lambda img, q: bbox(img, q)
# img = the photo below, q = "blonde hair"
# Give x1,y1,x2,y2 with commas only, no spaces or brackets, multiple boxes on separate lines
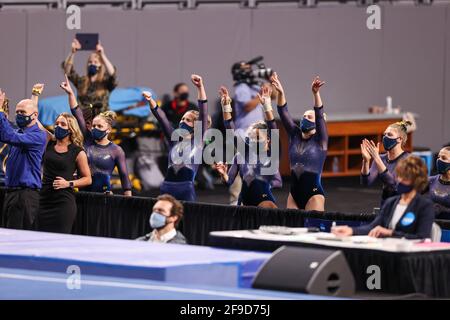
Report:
395,156,428,192
95,110,117,129
79,53,107,97
54,113,84,149
185,110,212,128
389,120,412,147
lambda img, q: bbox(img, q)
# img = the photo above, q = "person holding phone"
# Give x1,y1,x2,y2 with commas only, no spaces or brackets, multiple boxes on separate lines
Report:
62,37,117,117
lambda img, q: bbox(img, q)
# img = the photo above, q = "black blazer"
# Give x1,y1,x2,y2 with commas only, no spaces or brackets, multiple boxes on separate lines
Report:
353,193,435,239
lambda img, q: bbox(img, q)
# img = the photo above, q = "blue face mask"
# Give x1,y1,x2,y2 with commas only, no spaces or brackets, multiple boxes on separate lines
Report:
92,128,108,141
54,126,70,140
178,122,194,134
88,64,99,76
383,135,398,151
16,113,34,129
300,118,316,133
397,182,414,195
436,159,450,174
149,212,167,229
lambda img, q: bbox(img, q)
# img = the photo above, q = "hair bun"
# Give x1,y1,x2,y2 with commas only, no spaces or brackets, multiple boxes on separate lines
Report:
396,120,412,132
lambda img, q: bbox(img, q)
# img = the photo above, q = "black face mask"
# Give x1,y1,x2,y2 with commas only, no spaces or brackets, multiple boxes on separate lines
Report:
178,92,189,101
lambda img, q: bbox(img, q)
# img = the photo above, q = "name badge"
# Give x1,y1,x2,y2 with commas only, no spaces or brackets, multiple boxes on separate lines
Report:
400,212,416,227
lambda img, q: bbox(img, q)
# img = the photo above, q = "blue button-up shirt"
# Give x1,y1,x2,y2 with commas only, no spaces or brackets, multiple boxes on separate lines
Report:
0,112,47,188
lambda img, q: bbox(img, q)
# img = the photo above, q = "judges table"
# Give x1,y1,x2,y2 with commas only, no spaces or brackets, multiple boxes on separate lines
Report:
209,228,450,298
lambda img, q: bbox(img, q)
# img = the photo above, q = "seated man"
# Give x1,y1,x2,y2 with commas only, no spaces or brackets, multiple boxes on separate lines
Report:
137,194,187,244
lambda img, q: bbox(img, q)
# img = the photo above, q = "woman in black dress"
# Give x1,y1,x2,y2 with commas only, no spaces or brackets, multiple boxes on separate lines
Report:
36,113,92,233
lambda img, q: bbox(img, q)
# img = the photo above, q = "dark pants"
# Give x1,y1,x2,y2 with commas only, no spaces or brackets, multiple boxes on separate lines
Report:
3,189,40,230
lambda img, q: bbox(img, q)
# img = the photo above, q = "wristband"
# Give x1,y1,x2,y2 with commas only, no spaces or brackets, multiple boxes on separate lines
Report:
32,88,42,96
221,97,232,113
69,181,74,189
262,101,273,112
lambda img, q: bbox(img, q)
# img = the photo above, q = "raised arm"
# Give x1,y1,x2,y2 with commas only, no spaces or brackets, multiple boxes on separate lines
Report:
311,76,328,148
63,39,81,75
191,74,208,140
96,42,115,77
272,73,296,135
114,146,132,196
60,75,89,139
143,91,174,144
30,83,53,141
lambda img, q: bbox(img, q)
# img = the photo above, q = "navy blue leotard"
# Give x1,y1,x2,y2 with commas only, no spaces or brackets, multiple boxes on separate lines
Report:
277,103,328,209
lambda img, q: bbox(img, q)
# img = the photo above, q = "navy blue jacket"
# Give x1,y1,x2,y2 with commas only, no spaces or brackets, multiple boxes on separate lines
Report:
352,193,435,239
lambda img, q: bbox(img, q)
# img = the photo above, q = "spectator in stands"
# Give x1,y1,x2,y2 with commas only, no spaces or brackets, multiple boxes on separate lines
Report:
333,156,435,239
62,38,117,117
60,75,132,196
426,147,450,218
137,194,187,244
161,83,198,127
0,86,47,230
360,121,412,206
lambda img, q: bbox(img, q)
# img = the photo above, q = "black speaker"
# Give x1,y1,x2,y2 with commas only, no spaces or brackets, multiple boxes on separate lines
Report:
252,246,355,297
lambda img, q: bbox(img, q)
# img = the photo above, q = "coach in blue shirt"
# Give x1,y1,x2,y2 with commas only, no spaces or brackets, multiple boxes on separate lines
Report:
0,88,47,230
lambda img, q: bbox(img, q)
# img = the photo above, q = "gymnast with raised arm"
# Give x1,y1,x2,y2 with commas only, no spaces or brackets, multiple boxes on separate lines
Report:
214,85,281,208
60,75,132,196
143,75,210,202
274,73,328,211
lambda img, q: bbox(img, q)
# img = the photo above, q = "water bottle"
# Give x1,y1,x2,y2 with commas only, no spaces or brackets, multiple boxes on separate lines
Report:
332,156,339,173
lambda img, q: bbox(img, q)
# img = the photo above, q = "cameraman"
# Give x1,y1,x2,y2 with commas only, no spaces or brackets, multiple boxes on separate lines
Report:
232,61,266,139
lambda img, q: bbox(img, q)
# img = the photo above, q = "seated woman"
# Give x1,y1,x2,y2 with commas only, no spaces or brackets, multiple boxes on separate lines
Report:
214,85,281,208
142,75,210,202
60,75,132,196
361,121,412,206
332,156,434,239
426,147,450,218
62,38,117,116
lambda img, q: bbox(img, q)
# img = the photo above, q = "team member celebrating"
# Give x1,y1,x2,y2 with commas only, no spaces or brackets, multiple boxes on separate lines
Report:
60,75,132,196
62,38,117,115
274,73,327,211
361,121,412,206
214,85,281,208
36,113,92,233
333,156,434,239
142,74,210,201
0,86,47,230
427,147,450,217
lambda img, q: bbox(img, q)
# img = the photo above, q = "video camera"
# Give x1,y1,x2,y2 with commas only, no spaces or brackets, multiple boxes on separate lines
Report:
231,56,274,86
